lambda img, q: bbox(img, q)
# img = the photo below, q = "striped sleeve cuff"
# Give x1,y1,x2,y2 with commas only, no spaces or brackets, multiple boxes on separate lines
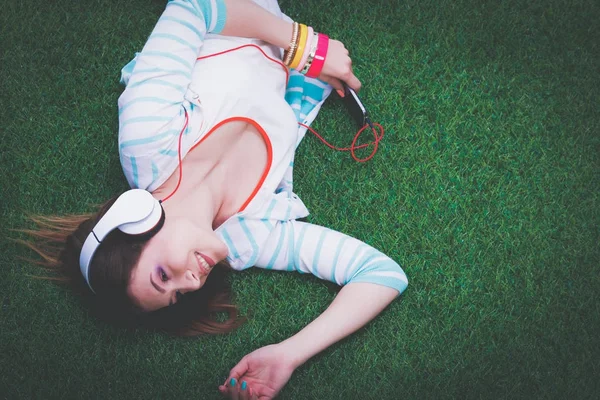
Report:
211,0,227,33
191,0,227,33
350,271,409,295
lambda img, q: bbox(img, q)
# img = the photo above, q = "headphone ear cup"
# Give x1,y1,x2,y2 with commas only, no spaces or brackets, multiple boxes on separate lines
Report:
92,189,160,240
126,206,166,240
80,189,164,293
118,199,164,235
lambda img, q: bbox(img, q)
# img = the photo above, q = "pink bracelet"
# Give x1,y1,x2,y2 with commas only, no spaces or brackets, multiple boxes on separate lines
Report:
306,33,329,78
296,26,314,72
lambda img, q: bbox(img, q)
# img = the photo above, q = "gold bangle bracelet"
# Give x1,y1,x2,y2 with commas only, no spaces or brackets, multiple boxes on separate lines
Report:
289,24,308,69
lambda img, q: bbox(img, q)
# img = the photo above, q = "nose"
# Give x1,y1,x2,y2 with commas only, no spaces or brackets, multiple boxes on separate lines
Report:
180,270,201,293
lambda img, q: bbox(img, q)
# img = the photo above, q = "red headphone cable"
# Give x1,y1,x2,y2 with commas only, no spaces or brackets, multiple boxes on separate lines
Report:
299,120,384,163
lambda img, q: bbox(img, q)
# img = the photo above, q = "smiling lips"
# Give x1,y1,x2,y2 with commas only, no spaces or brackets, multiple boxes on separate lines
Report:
194,252,214,276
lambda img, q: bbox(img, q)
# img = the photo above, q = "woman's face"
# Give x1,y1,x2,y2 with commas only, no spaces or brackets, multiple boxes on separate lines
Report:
127,216,228,312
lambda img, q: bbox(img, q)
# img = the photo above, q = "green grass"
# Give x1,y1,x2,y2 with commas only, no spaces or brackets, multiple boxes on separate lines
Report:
1,0,599,398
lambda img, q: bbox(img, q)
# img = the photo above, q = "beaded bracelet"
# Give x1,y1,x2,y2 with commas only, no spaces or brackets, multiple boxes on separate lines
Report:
289,24,308,69
283,22,299,66
296,26,314,72
306,33,329,78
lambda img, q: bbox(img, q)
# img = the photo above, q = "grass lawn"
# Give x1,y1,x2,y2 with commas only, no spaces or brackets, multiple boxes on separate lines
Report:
1,0,599,398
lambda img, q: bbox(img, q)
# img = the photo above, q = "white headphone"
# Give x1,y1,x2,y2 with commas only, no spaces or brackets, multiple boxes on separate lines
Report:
79,189,164,293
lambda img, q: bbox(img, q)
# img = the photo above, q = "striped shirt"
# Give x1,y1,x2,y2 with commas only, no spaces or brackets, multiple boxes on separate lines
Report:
118,0,408,295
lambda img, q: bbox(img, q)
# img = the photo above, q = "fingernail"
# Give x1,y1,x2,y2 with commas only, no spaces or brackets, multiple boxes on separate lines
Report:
230,378,237,387
241,381,247,390
336,89,345,97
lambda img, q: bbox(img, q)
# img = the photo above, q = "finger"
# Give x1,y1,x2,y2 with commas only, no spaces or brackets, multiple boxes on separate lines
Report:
246,385,260,400
239,381,249,400
320,75,344,92
229,378,240,400
233,386,241,400
230,383,240,400
344,71,362,93
248,386,256,400
228,357,250,383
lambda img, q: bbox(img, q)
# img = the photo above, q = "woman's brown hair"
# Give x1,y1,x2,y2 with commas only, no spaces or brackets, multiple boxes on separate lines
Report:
19,196,245,336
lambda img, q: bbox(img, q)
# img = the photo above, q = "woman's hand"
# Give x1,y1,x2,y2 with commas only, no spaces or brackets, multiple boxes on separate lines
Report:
318,39,362,94
218,343,297,400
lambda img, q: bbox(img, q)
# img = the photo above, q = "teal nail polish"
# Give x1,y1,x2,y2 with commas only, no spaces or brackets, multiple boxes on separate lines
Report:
241,381,247,390
230,378,237,387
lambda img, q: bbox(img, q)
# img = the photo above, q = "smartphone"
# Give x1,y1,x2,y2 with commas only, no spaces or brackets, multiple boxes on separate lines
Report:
342,84,372,129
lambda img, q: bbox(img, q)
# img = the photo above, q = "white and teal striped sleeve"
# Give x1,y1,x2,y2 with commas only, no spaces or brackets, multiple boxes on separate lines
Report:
254,221,409,295
117,0,226,190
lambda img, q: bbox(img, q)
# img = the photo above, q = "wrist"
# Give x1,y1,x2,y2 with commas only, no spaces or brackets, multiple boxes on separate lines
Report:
277,337,310,369
257,18,294,50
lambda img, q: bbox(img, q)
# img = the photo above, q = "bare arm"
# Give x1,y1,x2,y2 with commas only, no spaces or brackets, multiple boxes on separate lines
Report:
221,0,293,49
279,282,398,368
220,283,399,399
220,221,406,398
222,0,359,91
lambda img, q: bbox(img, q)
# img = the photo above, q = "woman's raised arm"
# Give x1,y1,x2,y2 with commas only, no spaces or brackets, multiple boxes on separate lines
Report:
119,0,358,191
118,0,296,190
222,0,361,91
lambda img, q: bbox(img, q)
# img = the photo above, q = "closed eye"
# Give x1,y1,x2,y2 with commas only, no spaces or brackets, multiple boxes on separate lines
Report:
159,267,169,282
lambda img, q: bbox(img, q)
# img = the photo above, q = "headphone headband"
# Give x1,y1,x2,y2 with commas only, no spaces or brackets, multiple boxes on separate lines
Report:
79,189,164,293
